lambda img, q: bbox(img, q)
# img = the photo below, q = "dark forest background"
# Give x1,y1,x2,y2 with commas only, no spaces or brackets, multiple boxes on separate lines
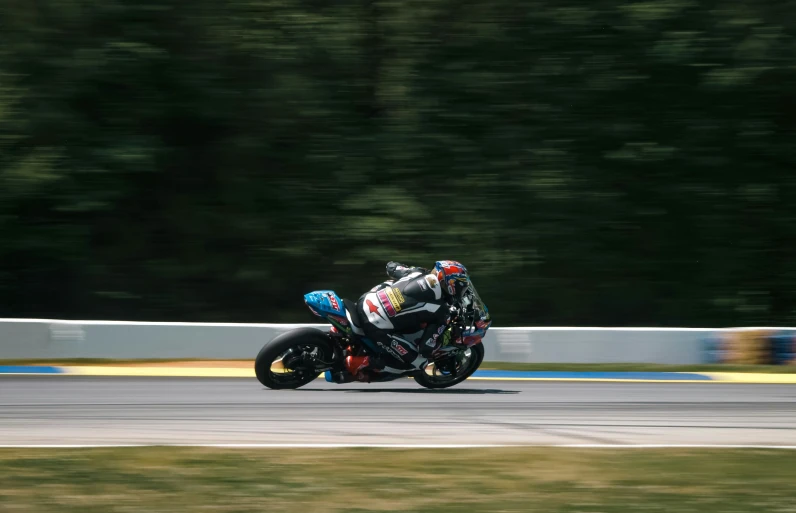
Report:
1,0,795,326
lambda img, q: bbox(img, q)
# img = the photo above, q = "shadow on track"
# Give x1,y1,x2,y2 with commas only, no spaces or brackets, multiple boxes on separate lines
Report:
340,388,519,395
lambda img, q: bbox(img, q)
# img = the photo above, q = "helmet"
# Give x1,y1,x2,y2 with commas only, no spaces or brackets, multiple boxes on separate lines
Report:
433,260,471,300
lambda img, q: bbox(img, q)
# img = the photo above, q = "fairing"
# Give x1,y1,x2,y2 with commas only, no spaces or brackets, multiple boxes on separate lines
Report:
303,290,351,333
459,279,492,345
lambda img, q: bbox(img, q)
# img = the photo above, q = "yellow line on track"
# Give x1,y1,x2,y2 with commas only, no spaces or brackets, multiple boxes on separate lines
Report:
31,367,796,384
65,366,254,378
702,372,796,384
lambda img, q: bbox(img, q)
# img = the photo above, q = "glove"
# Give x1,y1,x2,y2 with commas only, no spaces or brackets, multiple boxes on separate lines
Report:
386,261,409,279
387,261,431,279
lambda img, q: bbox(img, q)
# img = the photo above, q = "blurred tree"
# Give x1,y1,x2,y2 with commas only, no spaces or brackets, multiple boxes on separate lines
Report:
0,0,794,326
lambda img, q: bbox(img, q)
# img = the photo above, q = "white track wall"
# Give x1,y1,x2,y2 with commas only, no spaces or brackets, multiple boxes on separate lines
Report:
0,318,756,363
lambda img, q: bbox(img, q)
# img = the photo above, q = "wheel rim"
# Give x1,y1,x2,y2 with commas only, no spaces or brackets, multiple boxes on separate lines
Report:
267,343,326,385
422,347,478,385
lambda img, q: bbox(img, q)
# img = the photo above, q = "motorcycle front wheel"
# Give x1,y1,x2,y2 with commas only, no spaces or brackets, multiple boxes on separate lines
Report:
413,343,484,389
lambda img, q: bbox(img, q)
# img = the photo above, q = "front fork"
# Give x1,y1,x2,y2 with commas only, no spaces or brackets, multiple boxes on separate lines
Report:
428,343,472,377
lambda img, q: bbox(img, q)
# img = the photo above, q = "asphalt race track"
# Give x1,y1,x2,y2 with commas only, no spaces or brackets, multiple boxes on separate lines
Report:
1,376,795,446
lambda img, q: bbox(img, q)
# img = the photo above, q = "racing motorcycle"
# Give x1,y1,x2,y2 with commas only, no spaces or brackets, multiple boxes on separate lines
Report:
254,284,490,390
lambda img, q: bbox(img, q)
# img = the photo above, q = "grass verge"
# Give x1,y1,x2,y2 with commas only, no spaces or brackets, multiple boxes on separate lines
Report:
0,448,794,512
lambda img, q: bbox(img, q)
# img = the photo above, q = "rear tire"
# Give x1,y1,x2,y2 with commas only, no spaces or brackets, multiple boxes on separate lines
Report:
413,343,484,389
255,327,334,390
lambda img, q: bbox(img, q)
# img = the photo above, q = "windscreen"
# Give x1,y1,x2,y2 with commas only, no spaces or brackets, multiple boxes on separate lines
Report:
462,278,489,324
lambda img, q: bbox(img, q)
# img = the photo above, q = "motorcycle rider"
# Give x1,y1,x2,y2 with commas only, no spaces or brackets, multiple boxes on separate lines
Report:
336,260,490,382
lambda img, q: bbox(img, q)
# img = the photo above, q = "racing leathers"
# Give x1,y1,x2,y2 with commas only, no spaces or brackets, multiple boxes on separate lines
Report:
353,261,453,376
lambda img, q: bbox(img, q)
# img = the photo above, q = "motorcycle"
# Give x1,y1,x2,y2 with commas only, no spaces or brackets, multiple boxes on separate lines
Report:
254,283,491,390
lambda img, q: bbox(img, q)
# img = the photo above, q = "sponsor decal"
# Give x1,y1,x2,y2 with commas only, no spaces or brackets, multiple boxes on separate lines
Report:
365,299,385,320
378,340,404,361
447,279,457,295
430,323,447,344
391,340,408,356
327,293,340,311
476,320,488,329
377,290,396,317
385,287,405,313
417,278,428,290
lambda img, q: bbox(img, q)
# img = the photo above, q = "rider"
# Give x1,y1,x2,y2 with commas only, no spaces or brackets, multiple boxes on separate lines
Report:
338,260,490,382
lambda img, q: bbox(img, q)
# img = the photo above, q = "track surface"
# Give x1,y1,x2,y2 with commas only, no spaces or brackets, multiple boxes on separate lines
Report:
2,376,795,446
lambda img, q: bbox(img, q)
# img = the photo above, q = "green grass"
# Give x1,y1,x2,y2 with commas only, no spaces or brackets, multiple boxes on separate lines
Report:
0,448,794,512
3,359,796,373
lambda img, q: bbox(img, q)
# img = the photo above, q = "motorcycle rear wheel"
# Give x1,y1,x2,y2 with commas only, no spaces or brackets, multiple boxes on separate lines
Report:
413,343,484,389
254,327,334,390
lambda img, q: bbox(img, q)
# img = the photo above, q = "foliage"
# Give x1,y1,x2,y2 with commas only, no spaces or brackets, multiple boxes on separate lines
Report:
1,0,795,326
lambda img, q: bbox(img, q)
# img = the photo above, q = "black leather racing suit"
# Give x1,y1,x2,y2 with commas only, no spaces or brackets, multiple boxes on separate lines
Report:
355,262,453,373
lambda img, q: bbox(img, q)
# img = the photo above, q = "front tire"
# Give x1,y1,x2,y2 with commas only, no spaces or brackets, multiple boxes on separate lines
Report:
255,327,334,390
413,343,484,389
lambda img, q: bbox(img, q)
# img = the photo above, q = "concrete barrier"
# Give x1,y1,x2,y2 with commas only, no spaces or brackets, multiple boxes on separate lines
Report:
0,318,794,364
0,319,321,360
480,327,712,364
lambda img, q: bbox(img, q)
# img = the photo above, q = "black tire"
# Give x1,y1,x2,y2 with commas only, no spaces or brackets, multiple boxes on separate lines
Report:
413,343,485,389
254,327,333,390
